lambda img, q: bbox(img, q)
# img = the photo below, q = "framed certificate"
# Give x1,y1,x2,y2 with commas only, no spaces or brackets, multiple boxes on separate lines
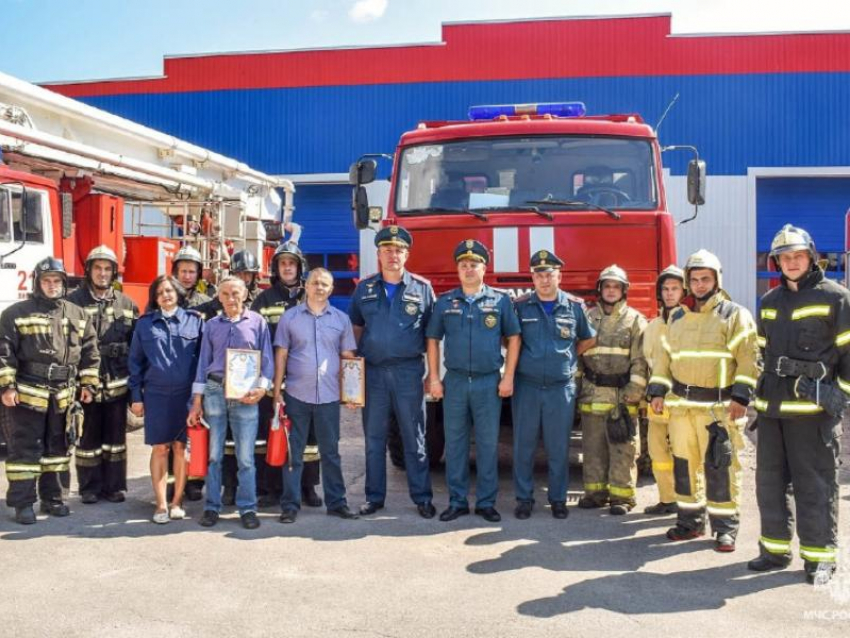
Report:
225,348,261,399
340,357,365,406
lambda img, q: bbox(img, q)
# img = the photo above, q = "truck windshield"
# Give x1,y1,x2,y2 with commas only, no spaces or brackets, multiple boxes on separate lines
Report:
395,136,657,214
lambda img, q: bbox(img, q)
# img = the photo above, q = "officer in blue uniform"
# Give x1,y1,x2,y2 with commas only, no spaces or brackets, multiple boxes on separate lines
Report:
350,225,436,518
512,250,596,520
426,239,522,523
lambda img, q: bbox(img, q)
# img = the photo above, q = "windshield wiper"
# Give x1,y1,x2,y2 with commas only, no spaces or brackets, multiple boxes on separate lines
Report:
402,207,488,220
473,205,553,221
524,196,621,220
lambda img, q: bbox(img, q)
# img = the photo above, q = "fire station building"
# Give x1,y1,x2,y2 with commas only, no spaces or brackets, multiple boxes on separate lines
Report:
47,14,850,309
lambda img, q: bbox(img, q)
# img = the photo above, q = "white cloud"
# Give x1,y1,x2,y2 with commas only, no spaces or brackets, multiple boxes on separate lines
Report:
348,0,388,23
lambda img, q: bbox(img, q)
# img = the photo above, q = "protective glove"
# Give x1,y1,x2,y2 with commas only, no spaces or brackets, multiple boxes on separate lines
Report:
705,421,732,469
795,377,847,418
606,405,634,444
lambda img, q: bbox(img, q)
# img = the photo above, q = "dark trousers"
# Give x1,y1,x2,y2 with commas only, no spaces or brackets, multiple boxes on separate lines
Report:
76,399,128,496
4,402,69,508
442,371,502,509
280,393,347,512
756,414,841,566
362,363,432,506
511,380,575,504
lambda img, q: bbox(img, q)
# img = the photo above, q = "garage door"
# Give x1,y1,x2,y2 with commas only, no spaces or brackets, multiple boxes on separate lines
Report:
756,177,850,301
294,183,359,311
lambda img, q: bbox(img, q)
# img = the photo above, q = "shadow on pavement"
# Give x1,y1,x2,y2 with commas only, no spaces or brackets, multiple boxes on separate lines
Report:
517,562,800,618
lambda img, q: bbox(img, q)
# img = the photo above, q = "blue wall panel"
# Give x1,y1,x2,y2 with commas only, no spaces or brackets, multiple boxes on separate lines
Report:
756,177,850,252
80,72,850,178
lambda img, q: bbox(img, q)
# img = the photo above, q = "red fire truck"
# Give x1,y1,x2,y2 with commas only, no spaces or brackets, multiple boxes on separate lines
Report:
350,101,705,462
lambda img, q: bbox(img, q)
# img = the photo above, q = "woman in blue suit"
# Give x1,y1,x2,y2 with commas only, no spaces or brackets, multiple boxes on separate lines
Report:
129,275,204,523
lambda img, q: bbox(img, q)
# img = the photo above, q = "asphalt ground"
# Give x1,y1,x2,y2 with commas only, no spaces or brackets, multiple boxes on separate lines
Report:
1,410,849,638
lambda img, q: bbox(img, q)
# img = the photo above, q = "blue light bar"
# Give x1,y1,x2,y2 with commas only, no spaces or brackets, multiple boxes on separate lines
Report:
468,102,587,120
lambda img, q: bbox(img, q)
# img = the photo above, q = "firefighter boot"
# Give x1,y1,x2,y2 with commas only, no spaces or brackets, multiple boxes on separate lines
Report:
15,505,36,525
302,485,323,508
715,533,736,553
806,562,837,585
40,500,70,517
747,554,791,572
666,523,705,541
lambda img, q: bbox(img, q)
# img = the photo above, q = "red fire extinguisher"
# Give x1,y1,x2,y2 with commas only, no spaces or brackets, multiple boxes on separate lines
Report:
187,420,209,477
266,403,290,468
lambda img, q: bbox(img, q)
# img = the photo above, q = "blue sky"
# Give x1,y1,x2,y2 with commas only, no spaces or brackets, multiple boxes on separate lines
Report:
5,0,850,83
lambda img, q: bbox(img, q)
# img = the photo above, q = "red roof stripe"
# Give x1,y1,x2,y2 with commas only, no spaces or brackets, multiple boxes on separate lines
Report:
48,16,850,98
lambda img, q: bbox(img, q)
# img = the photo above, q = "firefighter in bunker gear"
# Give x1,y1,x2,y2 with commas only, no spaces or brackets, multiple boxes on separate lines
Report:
251,241,322,508
647,249,759,552
748,224,847,584
173,245,211,309
67,245,138,504
577,265,648,515
0,257,100,524
641,265,686,515
171,244,211,501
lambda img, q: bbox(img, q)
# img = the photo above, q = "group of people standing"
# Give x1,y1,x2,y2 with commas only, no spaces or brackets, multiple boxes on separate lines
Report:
0,223,844,585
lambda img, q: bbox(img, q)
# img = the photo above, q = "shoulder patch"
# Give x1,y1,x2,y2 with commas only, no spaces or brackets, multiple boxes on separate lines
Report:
409,272,432,285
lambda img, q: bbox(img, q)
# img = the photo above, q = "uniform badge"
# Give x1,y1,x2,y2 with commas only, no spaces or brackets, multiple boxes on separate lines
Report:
390,226,399,235
466,239,474,249
560,326,571,338
452,299,460,308
484,314,497,328
539,250,548,259
405,302,418,315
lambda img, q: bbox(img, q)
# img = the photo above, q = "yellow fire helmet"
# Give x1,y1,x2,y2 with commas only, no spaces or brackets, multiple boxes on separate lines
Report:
655,264,686,300
685,249,723,290
596,263,630,295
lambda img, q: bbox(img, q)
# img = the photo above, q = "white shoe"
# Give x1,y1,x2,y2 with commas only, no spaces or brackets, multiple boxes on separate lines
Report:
169,505,186,520
153,510,169,524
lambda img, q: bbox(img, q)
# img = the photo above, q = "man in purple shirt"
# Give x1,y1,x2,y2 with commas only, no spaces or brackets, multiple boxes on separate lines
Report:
272,268,359,523
188,277,274,529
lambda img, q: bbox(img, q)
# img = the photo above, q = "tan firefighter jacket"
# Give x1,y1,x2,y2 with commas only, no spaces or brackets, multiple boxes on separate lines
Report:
647,291,760,410
578,300,648,415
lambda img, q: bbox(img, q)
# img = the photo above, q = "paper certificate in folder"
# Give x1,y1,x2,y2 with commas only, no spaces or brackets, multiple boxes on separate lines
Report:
340,357,365,406
225,349,261,399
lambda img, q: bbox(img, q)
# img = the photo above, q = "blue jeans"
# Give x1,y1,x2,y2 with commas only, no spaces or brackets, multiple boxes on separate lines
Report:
281,393,348,512
203,380,259,514
511,379,575,504
363,362,432,505
442,370,501,509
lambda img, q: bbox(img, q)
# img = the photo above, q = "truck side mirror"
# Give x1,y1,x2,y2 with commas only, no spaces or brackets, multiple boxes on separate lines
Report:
349,159,377,186
687,159,706,206
22,188,43,235
352,186,371,229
